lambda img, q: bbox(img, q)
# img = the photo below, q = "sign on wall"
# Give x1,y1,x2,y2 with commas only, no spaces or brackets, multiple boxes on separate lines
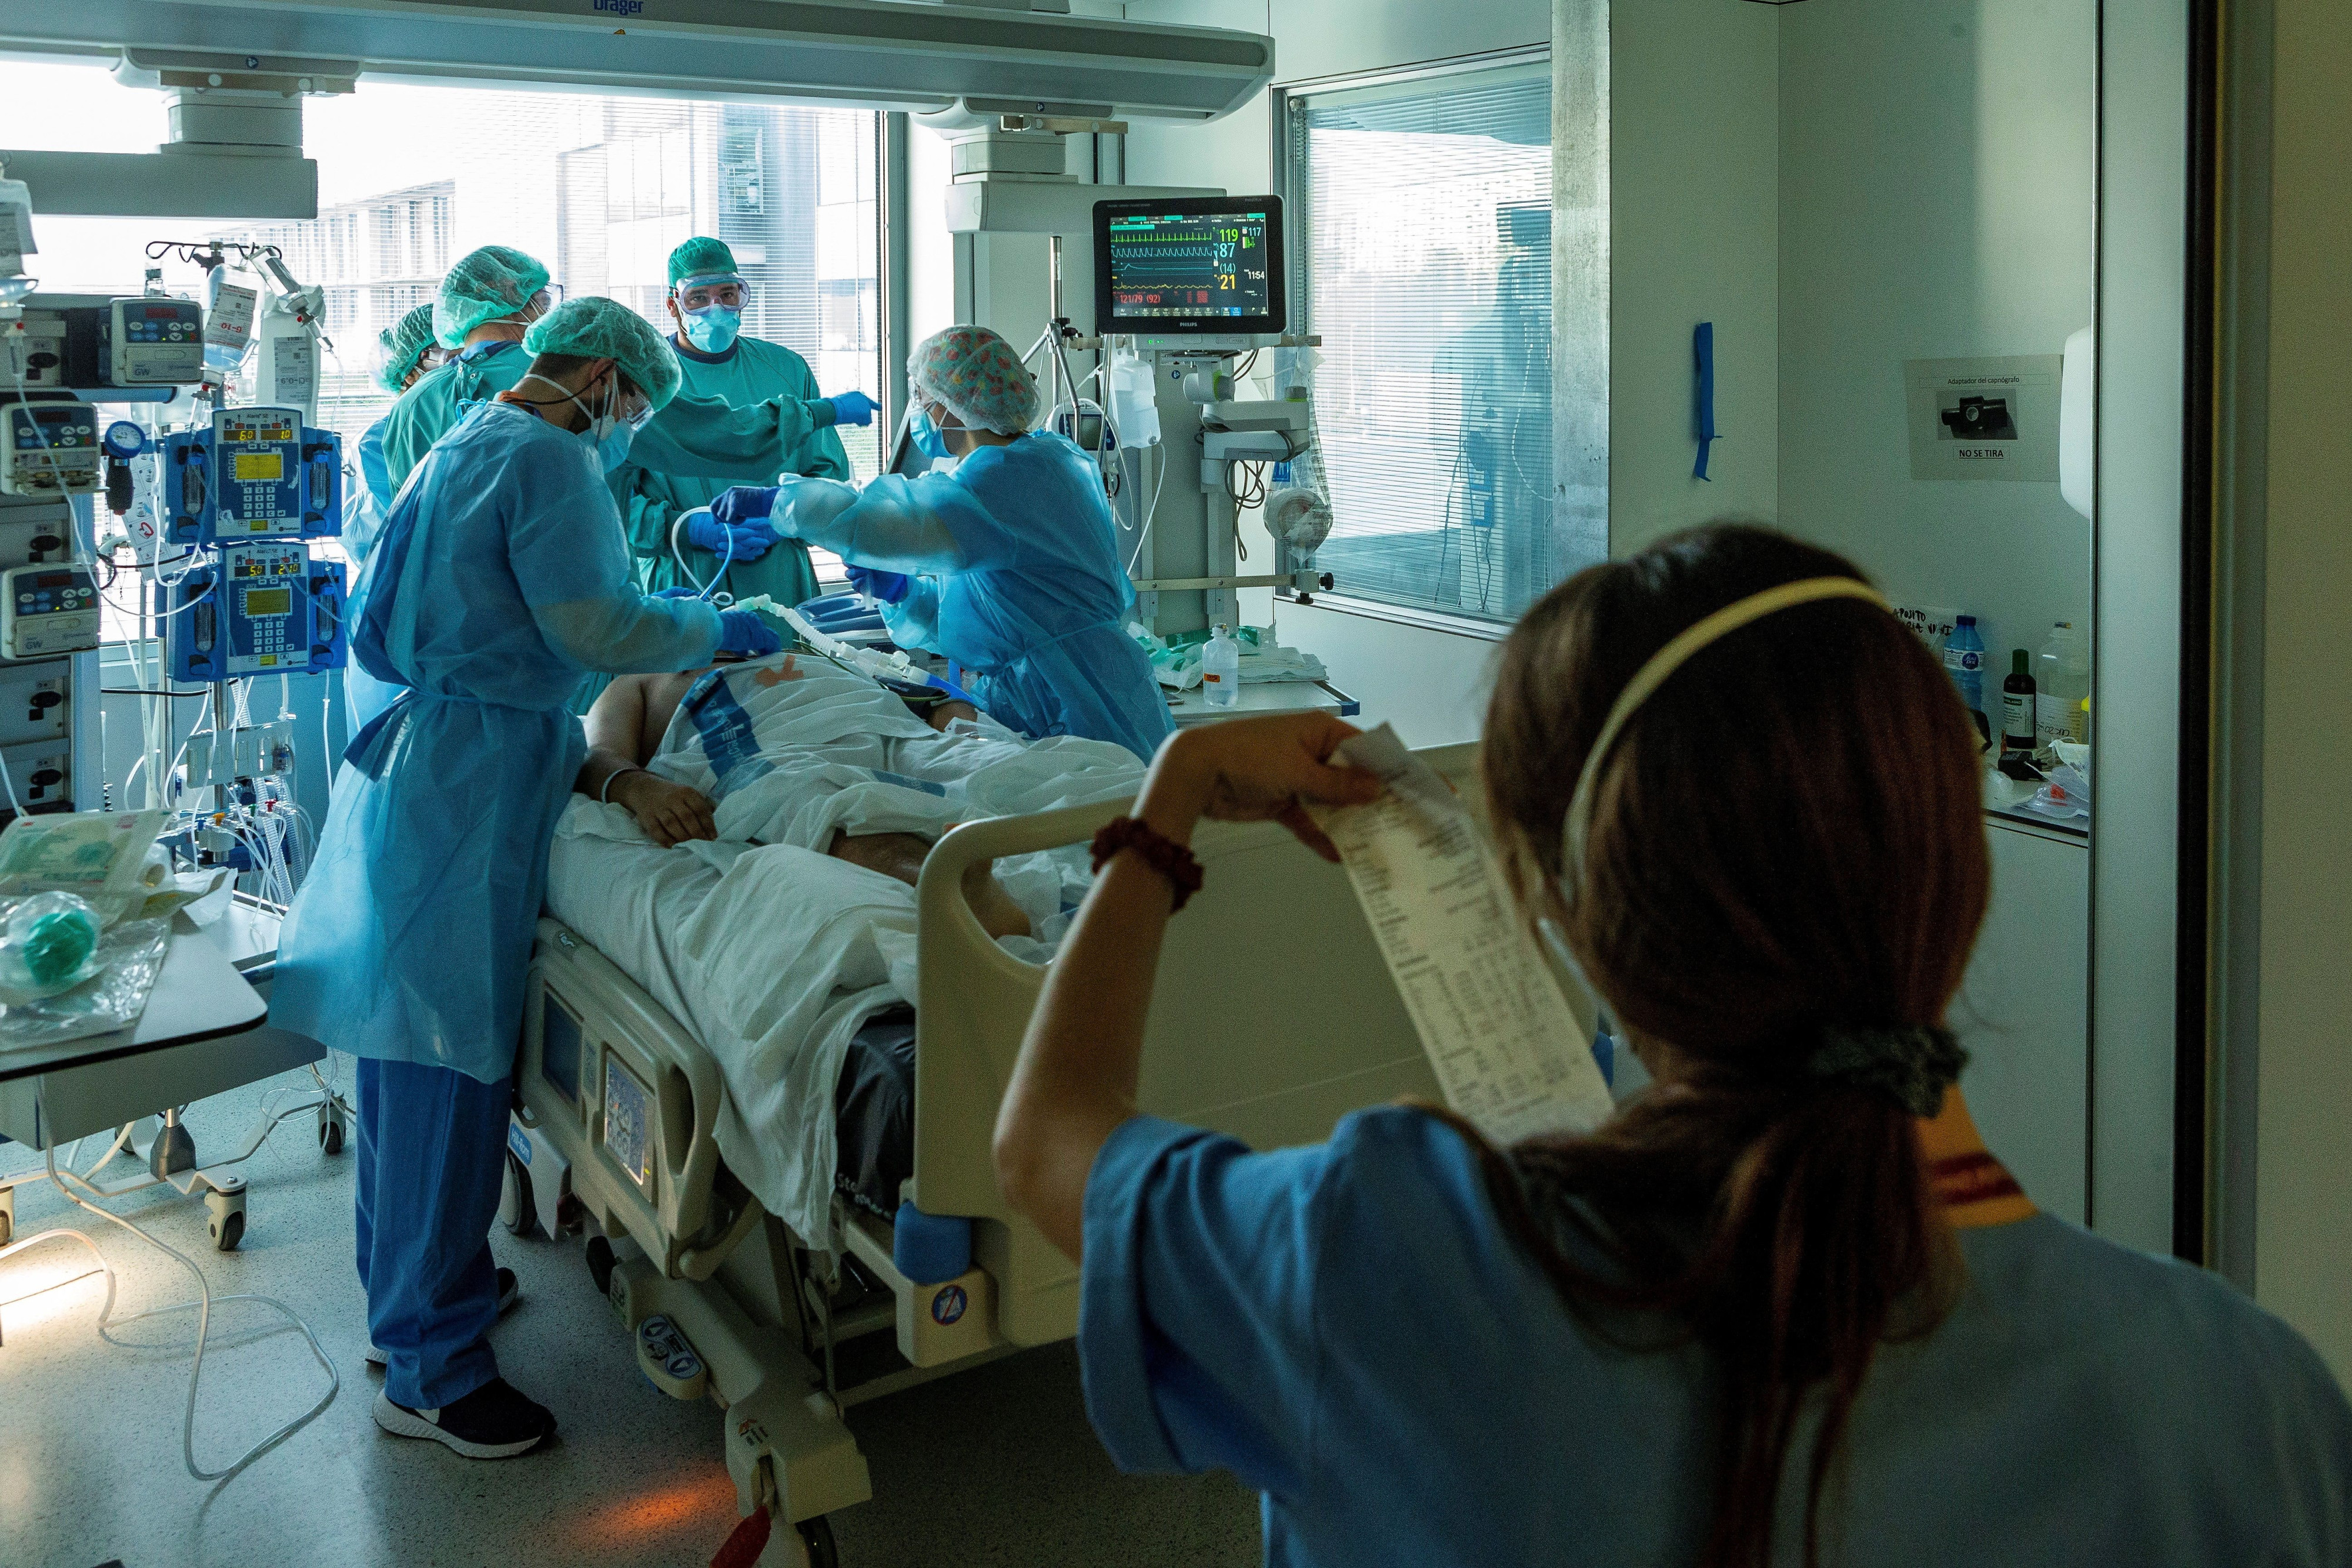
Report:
1903,355,2063,482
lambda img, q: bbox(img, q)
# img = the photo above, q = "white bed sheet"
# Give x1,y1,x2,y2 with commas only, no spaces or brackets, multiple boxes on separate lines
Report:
542,657,1145,1245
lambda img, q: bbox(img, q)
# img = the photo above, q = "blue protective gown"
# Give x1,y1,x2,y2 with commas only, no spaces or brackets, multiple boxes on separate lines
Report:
272,402,721,1409
339,410,405,737
277,399,721,1080
769,432,1173,761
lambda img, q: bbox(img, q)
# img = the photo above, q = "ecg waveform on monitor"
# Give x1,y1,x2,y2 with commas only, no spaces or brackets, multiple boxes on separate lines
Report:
1105,218,1270,319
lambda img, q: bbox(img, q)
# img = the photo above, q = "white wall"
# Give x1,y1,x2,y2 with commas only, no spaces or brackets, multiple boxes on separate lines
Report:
1776,0,2096,671
2249,0,2352,1385
1118,0,1779,744
1608,0,1779,556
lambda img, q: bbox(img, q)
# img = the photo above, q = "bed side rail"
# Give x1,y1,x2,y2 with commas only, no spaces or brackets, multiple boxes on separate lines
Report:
911,740,1476,1343
521,918,753,1280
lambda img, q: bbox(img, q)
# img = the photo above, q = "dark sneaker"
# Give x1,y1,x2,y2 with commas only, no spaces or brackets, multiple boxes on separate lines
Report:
372,1376,555,1459
367,1268,520,1368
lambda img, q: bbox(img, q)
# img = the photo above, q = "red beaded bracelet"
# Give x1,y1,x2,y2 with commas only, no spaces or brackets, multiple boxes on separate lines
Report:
1090,816,1205,912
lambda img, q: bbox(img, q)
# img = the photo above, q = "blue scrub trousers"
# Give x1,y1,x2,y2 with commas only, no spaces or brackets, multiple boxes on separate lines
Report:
353,1056,511,1409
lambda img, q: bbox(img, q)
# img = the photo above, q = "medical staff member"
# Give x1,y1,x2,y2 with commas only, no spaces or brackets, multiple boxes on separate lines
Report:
616,236,876,606
993,524,2352,1566
707,325,1172,761
272,298,782,1460
377,245,556,493
347,303,443,569
342,303,445,735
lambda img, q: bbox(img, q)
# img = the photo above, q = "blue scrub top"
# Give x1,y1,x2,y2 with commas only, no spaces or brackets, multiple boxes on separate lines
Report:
1081,1106,2352,1568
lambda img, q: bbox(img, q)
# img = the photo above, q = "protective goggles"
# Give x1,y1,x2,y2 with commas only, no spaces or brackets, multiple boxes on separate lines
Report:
674,273,749,312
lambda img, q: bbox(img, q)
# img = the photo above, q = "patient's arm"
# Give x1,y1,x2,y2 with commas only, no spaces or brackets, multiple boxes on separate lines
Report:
578,673,719,847
827,829,1032,942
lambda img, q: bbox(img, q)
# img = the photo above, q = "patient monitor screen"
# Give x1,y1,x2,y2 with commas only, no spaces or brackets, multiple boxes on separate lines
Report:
1095,196,1285,334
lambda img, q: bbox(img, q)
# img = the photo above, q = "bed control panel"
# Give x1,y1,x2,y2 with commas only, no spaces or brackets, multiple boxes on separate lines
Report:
603,1054,657,1196
636,1313,709,1401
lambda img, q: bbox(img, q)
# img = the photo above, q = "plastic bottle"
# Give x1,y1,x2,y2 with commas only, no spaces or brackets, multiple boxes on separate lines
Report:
1201,624,1240,708
1943,614,1986,723
2002,648,2037,753
2035,621,2090,745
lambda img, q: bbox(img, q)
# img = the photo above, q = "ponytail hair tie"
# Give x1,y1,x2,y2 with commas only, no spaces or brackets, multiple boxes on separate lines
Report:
1806,1024,1968,1118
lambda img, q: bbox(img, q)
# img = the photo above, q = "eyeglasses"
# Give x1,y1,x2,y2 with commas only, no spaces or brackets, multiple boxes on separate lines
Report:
524,283,565,319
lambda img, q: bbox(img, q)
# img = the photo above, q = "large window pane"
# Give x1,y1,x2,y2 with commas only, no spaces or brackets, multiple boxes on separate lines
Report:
0,65,884,634
1290,62,1568,623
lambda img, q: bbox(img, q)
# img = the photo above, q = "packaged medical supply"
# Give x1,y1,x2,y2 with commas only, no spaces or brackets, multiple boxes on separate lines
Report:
1201,624,1240,707
0,808,169,927
2033,762,2091,820
1135,624,1329,691
2036,621,2090,745
0,891,101,1002
0,901,172,1048
1945,615,1986,721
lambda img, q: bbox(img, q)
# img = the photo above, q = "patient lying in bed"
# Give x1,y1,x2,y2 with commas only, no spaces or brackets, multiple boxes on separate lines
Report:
546,650,1146,1242
575,654,1064,938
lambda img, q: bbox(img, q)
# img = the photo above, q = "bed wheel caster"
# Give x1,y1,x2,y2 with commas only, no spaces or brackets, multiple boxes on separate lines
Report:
500,1151,536,1237
749,1516,837,1568
795,1517,839,1568
317,1101,346,1156
205,1188,246,1252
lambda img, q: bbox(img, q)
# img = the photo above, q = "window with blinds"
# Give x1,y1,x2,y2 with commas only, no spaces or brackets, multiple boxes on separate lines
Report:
1288,60,1579,624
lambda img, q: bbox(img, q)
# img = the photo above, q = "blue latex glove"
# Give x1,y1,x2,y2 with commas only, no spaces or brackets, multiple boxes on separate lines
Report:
716,608,783,658
686,507,777,563
651,586,703,600
826,390,878,427
709,486,780,530
846,564,911,604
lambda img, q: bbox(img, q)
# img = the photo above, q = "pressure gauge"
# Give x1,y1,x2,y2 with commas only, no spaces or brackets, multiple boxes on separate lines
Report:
103,420,146,460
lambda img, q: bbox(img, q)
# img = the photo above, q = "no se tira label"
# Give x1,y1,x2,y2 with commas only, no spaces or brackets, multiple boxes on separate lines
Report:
1310,725,1615,1145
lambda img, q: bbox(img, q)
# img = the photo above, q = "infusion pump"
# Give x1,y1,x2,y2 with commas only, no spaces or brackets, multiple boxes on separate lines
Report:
0,402,101,496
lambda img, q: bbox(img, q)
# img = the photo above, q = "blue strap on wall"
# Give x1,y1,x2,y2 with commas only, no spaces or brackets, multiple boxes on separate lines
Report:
1693,320,1716,481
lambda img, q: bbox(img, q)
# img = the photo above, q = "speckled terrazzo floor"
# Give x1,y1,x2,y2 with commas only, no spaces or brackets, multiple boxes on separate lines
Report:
0,1062,1259,1568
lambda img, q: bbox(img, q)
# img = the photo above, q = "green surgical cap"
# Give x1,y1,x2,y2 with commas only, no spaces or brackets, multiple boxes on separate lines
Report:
522,297,683,411
668,236,739,287
433,244,552,348
375,303,439,393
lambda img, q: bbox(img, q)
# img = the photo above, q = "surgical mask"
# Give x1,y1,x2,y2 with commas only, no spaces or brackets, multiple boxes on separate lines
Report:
520,372,645,473
911,407,954,462
679,305,740,353
593,416,636,472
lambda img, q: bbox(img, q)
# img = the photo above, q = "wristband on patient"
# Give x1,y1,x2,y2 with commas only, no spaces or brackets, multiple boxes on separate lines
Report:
598,765,648,806
1089,817,1204,912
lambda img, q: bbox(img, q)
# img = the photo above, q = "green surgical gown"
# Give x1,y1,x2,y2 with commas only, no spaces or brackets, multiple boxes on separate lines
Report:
612,335,852,609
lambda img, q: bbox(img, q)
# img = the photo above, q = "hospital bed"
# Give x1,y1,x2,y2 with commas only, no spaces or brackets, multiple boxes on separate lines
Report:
513,741,1475,1566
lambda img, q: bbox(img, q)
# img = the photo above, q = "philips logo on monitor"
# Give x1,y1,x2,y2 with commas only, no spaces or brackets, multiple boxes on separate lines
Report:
593,0,644,15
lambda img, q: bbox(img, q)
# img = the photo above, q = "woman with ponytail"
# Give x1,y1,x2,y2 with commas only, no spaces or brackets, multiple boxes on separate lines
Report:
994,523,2352,1567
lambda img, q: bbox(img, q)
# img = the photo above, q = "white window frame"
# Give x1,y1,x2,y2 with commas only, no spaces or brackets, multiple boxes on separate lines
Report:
1272,45,1575,641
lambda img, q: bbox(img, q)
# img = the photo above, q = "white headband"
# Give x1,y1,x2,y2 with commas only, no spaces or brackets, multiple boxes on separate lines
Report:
1562,576,1890,875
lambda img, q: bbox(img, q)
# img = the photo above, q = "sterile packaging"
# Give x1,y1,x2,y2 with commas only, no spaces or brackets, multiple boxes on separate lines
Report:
0,808,171,927
0,891,103,1004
